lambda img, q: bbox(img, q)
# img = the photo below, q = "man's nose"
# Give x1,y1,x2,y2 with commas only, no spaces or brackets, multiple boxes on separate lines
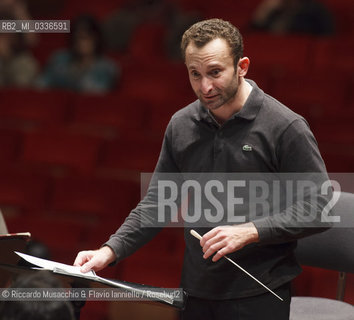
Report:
200,77,213,94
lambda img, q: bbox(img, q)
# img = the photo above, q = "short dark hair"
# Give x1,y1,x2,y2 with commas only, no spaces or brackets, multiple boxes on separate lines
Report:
0,271,75,320
181,18,243,66
70,14,104,57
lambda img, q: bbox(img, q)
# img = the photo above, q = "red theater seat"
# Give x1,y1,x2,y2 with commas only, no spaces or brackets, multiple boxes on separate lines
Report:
60,0,120,20
71,92,147,132
0,168,49,212
32,33,69,66
0,89,71,125
119,59,191,116
50,177,140,221
21,127,101,174
312,37,354,73
128,23,167,64
0,130,22,164
203,0,263,29
244,34,312,76
322,0,354,35
271,71,347,114
100,134,162,173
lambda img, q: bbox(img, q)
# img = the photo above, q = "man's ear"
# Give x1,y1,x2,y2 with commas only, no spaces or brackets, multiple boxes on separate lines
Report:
238,57,250,77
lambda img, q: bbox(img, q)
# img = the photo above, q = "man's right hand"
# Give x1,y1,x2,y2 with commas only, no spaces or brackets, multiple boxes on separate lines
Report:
74,246,116,273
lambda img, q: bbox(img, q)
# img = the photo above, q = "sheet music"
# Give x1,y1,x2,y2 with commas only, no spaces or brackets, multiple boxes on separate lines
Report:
15,252,96,277
14,251,178,306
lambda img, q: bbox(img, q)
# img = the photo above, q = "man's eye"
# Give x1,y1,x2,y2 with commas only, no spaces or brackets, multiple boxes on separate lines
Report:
211,69,220,76
191,71,200,78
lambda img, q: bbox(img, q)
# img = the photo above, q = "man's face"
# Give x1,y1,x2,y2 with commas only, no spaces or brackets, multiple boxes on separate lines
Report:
185,38,239,111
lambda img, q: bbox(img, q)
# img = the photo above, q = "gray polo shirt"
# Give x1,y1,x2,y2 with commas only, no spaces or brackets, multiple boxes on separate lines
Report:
105,79,330,299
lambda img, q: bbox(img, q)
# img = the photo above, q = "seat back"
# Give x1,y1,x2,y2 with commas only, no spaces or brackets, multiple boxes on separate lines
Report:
295,192,354,273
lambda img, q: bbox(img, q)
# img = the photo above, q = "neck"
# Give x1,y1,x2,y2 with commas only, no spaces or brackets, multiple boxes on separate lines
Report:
210,78,252,125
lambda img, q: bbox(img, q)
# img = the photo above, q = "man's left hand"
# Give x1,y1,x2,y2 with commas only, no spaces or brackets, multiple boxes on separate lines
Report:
200,223,259,262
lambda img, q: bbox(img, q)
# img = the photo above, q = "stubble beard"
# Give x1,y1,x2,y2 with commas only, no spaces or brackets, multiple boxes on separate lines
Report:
201,76,239,111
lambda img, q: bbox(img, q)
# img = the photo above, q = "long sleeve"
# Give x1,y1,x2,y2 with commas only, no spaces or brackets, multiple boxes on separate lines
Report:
252,118,332,243
104,123,181,263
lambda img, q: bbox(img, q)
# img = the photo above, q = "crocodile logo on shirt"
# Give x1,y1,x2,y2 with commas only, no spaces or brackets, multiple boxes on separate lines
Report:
242,144,253,152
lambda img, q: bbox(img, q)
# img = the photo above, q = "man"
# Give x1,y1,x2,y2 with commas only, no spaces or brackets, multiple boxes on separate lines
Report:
0,271,75,320
74,19,330,319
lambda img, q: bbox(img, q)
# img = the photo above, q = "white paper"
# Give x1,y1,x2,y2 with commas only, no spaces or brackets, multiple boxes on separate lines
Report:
15,252,96,277
14,252,175,305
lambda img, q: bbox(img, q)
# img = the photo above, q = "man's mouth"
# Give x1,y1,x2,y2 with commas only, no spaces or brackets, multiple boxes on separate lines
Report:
204,94,218,100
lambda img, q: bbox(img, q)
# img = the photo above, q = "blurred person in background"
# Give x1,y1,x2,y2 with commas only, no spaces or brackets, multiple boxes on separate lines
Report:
0,0,38,47
37,14,119,93
0,14,39,87
250,0,334,36
102,0,163,52
0,271,75,320
103,0,200,60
